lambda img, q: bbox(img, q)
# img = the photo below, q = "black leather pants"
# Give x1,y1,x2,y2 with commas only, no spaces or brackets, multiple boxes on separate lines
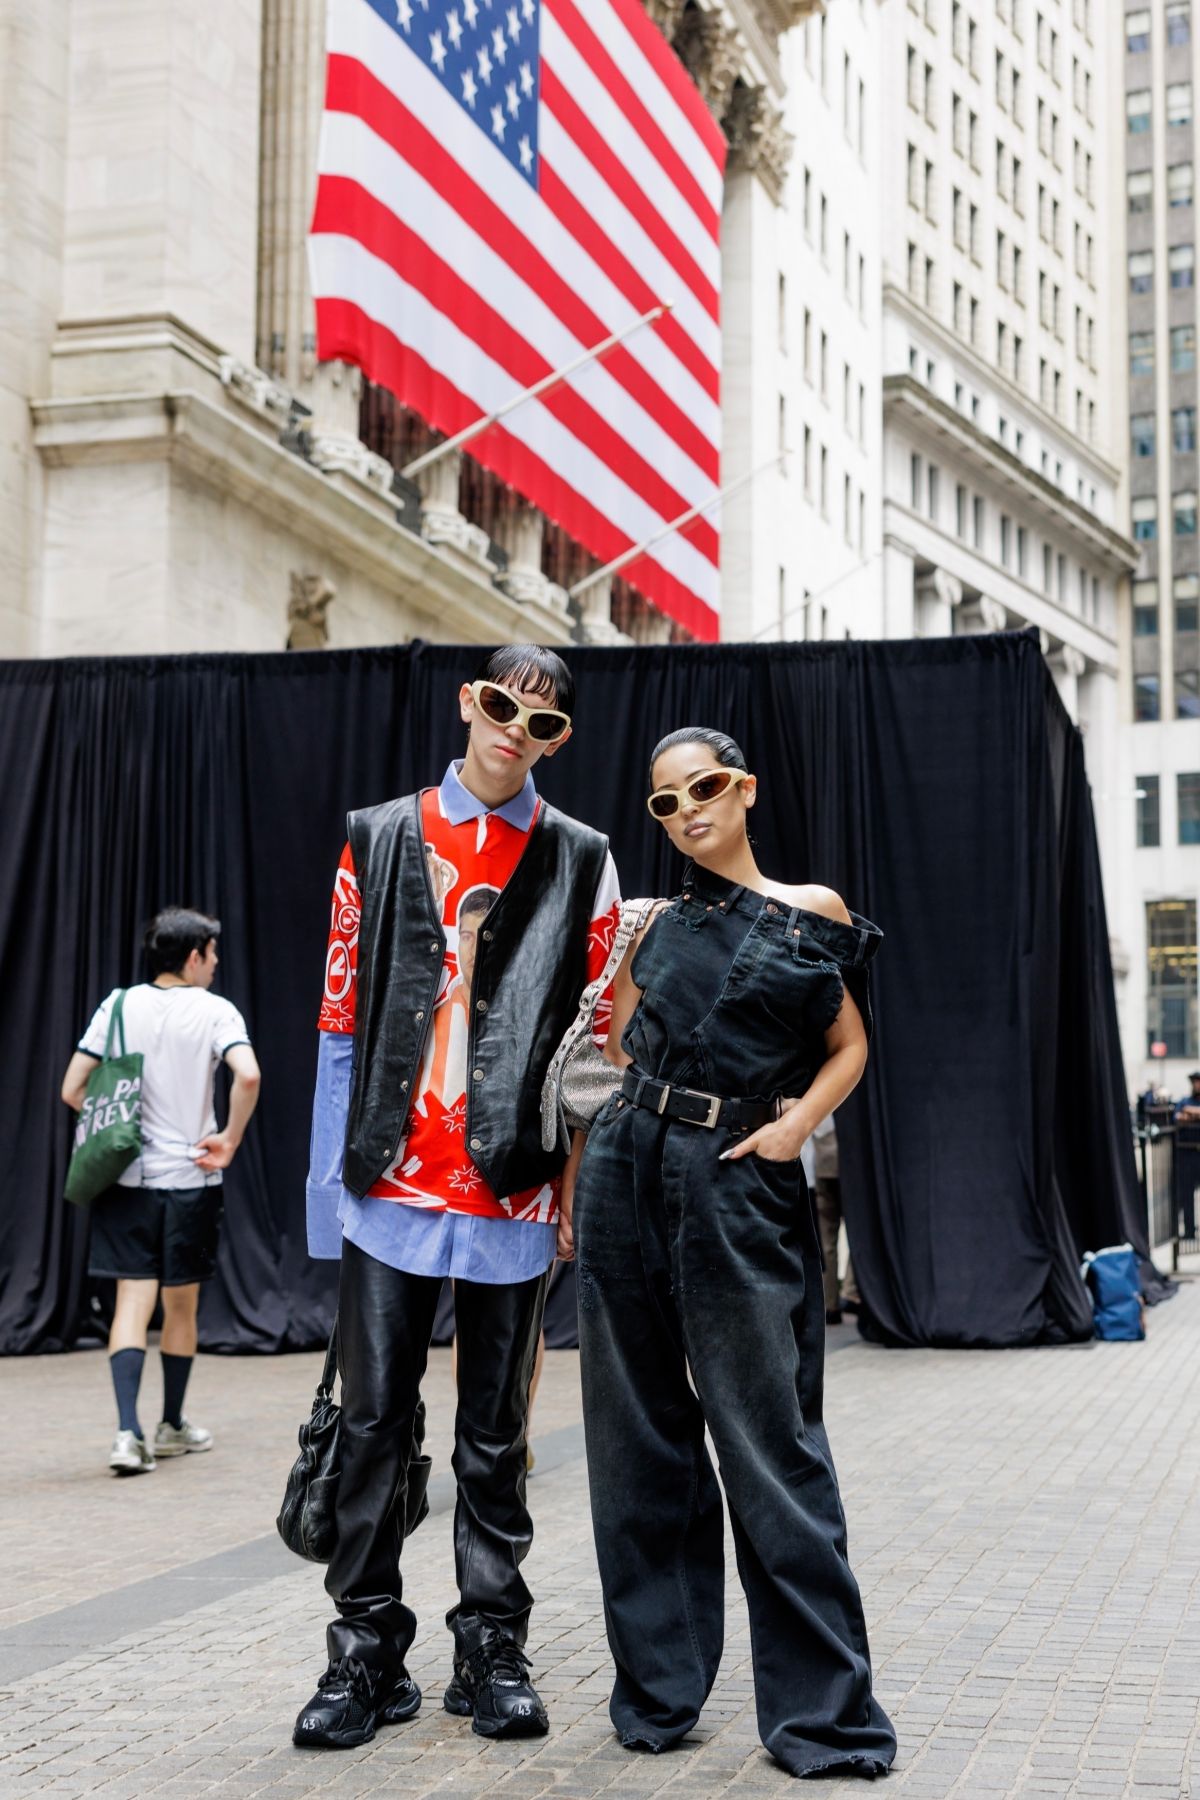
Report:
325,1238,549,1671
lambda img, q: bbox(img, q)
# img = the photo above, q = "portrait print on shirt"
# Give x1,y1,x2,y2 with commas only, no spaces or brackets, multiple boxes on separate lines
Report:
318,783,621,1226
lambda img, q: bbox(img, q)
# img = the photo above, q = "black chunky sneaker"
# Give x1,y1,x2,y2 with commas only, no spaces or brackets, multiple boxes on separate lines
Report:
293,1656,421,1748
444,1633,549,1739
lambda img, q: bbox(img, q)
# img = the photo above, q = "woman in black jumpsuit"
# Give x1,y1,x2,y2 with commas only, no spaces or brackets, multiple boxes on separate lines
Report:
567,728,896,1780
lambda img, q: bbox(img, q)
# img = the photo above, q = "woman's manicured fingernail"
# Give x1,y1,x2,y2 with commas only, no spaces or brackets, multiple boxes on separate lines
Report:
717,1149,735,1161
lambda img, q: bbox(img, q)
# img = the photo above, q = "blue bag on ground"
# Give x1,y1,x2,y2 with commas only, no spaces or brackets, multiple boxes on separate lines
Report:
1080,1243,1144,1341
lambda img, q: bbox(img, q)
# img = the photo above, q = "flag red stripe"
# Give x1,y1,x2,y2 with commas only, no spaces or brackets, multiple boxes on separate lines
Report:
543,0,721,243
315,296,720,640
540,64,719,324
326,54,720,448
312,176,719,564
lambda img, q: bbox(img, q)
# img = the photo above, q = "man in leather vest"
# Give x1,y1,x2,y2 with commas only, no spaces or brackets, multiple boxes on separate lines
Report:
296,645,620,1751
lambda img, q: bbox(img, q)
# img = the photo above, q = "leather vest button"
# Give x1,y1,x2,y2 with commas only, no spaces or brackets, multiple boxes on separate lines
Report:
415,1010,425,1023
401,1079,409,1090
470,1137,483,1151
482,929,493,941
476,999,488,1012
473,1068,485,1081
430,941,439,953
766,903,778,914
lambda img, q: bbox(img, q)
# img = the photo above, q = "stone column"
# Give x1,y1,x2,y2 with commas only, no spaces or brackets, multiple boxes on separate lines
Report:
915,568,963,638
415,449,493,572
575,575,632,644
882,539,917,638
1046,643,1087,721
0,1,70,653
258,0,360,443
493,502,570,614
58,0,264,363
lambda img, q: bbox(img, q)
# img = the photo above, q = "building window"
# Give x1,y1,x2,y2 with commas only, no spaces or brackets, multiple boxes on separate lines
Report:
1134,579,1159,634
911,452,922,508
1128,170,1153,214
1177,574,1200,717
1127,89,1151,134
956,483,967,537
1126,7,1152,50
803,424,812,495
844,474,853,542
1132,412,1156,457
820,444,828,514
973,494,984,546
1170,244,1196,288
1146,900,1198,1056
1167,1,1191,46
820,330,828,397
1174,406,1197,452
1129,251,1154,294
1137,776,1161,847
1168,83,1193,128
1179,774,1200,843
1017,526,1027,576
1132,497,1159,541
1135,674,1161,720
1000,514,1012,566
1172,324,1197,371
1169,163,1194,209
1175,490,1198,535
1130,332,1155,376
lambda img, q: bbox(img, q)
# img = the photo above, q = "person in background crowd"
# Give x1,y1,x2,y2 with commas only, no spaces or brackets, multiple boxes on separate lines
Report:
1172,1070,1200,1122
811,1113,860,1325
566,726,895,1780
297,645,620,1752
60,908,261,1476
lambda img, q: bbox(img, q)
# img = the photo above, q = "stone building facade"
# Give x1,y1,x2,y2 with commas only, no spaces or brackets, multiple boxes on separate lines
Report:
0,0,814,659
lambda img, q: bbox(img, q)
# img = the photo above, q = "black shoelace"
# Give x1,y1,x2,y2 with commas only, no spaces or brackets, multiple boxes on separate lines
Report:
475,1638,532,1688
318,1655,373,1697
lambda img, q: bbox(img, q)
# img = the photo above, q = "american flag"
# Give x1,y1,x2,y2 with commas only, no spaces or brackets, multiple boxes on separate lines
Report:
309,0,725,640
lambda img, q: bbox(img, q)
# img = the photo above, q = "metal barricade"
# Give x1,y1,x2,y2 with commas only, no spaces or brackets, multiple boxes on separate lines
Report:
1136,1112,1200,1270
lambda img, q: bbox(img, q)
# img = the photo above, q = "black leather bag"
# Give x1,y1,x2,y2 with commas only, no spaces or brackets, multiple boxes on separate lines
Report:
276,1318,432,1563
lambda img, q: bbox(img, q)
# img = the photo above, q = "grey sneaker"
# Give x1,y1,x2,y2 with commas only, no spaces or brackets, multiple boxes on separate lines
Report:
154,1418,213,1457
109,1430,156,1475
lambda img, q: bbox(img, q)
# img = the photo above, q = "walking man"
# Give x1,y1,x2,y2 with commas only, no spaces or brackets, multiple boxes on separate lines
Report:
297,645,619,1750
61,908,261,1474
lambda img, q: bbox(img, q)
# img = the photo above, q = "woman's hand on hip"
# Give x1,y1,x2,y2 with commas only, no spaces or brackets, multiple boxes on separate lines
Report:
718,1116,807,1164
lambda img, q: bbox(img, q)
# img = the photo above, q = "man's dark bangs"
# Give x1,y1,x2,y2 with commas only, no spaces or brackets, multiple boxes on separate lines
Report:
481,645,575,716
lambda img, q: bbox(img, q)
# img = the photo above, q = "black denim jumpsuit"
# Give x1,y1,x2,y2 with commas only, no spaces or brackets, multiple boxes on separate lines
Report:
573,863,896,1780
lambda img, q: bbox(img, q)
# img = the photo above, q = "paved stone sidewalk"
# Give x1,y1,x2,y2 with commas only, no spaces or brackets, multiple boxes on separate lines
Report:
2,1280,1199,1799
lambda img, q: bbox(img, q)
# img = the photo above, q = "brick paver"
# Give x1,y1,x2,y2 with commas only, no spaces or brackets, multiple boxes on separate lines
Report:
3,1276,1199,1798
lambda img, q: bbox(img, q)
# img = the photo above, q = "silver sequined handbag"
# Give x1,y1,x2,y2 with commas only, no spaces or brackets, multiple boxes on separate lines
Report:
540,898,657,1153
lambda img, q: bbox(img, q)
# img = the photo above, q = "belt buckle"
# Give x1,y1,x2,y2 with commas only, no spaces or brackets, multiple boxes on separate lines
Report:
700,1093,722,1129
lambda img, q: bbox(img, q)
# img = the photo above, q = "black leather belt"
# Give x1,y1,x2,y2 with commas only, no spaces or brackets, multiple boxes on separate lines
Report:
621,1067,780,1133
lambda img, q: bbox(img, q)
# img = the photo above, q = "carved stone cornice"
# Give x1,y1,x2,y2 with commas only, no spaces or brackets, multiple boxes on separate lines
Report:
643,0,687,40
673,7,743,119
724,82,793,203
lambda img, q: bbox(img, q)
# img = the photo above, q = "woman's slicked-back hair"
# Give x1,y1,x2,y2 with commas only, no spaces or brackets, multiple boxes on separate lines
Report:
648,727,748,788
479,644,575,718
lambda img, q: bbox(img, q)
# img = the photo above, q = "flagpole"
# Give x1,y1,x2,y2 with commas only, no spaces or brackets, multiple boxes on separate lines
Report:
568,451,790,600
400,301,674,478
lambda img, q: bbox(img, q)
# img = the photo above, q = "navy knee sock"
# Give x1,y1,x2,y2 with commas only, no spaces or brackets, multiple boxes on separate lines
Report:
161,1352,193,1430
110,1348,145,1437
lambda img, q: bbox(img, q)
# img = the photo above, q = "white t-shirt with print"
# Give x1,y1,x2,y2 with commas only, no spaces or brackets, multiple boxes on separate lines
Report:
79,985,251,1190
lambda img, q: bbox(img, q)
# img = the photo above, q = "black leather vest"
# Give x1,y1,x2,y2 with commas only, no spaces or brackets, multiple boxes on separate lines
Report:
342,791,609,1200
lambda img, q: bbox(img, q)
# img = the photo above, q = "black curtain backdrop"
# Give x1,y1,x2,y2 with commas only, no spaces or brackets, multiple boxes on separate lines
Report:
0,632,1157,1355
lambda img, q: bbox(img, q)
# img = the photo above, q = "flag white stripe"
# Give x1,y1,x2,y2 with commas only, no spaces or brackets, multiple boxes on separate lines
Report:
547,0,723,217
540,11,720,289
319,112,717,506
310,233,720,605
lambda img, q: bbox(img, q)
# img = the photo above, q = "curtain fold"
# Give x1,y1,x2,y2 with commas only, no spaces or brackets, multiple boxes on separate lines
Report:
0,633,1153,1354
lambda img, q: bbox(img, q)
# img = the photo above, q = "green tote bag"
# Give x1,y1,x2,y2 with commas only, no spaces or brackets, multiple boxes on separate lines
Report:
64,990,144,1206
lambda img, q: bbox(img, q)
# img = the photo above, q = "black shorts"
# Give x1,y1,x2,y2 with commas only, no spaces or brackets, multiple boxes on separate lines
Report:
88,1184,224,1287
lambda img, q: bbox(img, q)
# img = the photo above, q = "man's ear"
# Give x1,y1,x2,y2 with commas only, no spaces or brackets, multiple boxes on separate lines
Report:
459,682,474,726
540,727,573,759
743,777,757,808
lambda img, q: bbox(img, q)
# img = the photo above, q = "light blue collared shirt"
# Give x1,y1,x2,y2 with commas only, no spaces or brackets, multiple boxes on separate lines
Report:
305,762,557,1284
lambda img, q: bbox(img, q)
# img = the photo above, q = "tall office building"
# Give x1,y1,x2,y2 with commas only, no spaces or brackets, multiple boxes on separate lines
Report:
877,0,1137,932
1116,0,1200,1096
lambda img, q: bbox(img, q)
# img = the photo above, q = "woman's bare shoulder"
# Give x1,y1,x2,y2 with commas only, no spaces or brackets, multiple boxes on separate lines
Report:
768,881,852,924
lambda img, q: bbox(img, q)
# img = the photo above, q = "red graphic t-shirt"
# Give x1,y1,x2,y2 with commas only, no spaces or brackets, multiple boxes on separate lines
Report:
319,786,621,1224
